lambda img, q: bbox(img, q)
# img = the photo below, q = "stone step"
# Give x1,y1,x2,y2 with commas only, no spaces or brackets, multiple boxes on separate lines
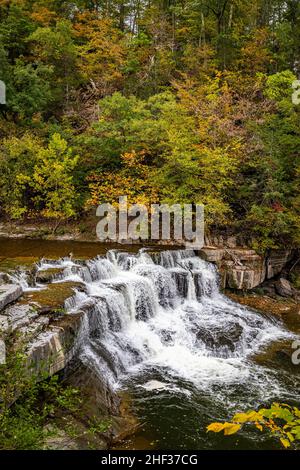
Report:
18,316,50,342
0,284,23,311
0,304,38,334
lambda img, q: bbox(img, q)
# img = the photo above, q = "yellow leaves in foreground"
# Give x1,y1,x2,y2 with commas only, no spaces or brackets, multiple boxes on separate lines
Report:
207,410,264,437
206,423,225,433
207,422,241,436
232,411,263,423
207,403,300,449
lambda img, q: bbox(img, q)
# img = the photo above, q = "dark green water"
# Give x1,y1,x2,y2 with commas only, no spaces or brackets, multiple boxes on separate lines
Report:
117,360,300,450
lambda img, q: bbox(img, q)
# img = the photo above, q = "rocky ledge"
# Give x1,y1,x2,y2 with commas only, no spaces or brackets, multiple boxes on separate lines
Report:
0,284,23,311
0,273,116,408
198,247,295,291
0,269,132,448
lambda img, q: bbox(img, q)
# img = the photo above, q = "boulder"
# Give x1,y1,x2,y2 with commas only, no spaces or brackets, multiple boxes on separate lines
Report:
0,284,23,311
225,265,265,290
275,278,294,298
196,323,243,354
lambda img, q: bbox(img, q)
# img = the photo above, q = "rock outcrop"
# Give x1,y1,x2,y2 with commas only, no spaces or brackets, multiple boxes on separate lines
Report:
266,250,293,279
0,338,5,364
27,312,84,376
275,278,294,298
0,269,119,414
0,284,23,311
198,247,294,291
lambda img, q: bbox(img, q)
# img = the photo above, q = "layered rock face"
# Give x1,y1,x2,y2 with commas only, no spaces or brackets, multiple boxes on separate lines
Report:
0,280,84,373
198,247,293,290
0,272,118,414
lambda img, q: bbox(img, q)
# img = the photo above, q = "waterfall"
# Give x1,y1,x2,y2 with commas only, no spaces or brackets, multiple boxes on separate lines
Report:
35,249,295,400
8,271,31,291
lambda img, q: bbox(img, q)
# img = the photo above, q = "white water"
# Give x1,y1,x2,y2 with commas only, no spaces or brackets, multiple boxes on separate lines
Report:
34,248,298,409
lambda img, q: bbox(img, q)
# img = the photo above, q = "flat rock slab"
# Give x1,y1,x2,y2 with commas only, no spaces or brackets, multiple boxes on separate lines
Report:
20,281,83,312
1,304,39,334
0,284,23,311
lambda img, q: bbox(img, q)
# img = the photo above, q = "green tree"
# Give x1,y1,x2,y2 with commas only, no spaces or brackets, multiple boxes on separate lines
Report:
29,20,79,110
31,133,79,221
0,133,79,222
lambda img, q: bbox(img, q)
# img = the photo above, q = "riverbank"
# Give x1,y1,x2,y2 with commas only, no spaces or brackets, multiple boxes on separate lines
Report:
0,217,101,242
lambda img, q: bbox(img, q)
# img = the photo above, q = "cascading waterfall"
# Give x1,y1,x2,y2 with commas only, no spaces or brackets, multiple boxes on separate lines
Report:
35,249,296,397
33,248,300,447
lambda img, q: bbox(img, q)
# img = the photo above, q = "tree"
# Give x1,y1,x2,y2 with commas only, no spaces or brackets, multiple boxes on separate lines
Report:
0,133,79,222
31,133,79,221
0,133,41,219
29,20,79,110
7,59,54,121
75,12,125,98
0,1,35,61
243,70,300,249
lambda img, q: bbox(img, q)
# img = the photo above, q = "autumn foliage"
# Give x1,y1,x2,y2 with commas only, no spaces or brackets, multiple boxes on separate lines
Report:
0,0,299,249
207,403,300,449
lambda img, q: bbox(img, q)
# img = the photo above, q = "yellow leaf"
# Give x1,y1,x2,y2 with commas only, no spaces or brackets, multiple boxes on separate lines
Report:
280,438,291,448
206,422,225,433
293,408,300,418
247,411,263,421
232,413,249,423
233,411,262,423
223,423,241,436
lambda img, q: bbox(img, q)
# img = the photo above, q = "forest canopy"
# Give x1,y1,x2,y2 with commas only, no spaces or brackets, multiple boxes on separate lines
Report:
0,0,300,250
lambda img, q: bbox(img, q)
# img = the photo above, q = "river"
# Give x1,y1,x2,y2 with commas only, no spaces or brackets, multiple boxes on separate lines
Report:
1,238,300,450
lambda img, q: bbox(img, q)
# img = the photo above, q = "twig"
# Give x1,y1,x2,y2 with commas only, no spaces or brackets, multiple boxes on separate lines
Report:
175,261,194,276
224,249,243,267
289,257,300,273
